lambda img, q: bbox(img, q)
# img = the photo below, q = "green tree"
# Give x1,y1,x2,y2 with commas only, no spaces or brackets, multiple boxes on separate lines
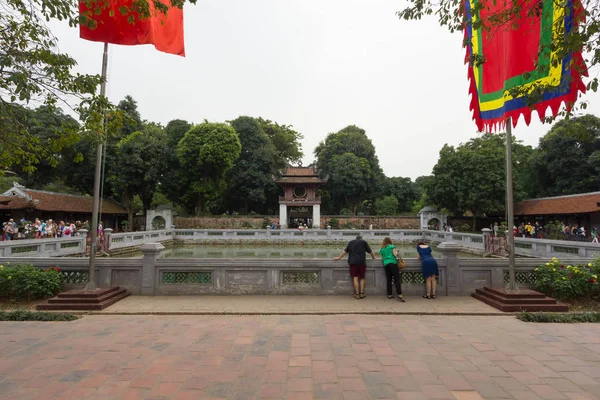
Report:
381,177,419,213
110,125,168,225
226,117,276,214
159,119,192,210
328,153,372,215
257,117,303,170
426,134,533,223
530,114,600,196
375,195,399,215
314,125,383,214
177,122,241,214
397,0,595,116
1,0,123,173
117,95,143,137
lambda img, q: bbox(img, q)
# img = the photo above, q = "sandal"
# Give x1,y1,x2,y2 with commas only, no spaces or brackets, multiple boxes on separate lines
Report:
398,296,406,302
431,295,436,299
359,293,366,299
353,293,360,299
387,295,393,299
423,295,431,299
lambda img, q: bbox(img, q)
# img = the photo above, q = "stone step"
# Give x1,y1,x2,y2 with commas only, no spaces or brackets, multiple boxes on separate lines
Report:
56,286,121,299
47,288,128,304
483,286,546,299
471,292,568,312
37,289,131,311
474,288,557,305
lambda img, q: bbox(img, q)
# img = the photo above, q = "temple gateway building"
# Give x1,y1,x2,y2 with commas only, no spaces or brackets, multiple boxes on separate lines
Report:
275,167,326,229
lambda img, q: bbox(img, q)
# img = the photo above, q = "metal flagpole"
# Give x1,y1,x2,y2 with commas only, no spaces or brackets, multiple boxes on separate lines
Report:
85,42,109,292
505,117,518,291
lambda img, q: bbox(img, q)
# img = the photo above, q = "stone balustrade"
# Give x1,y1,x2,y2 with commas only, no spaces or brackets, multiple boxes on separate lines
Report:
1,243,593,296
1,227,599,260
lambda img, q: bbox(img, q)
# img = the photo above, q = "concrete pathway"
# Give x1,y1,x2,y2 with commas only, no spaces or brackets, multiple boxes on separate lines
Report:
95,295,503,315
1,315,600,399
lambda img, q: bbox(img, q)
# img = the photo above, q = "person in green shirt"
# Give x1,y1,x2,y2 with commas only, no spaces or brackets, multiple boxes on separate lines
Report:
379,237,405,302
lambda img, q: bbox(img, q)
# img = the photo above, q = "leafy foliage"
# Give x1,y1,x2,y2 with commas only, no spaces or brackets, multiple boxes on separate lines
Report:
375,195,399,215
0,0,124,172
0,310,78,321
535,257,600,301
177,122,241,214
314,125,385,214
0,264,62,301
225,117,277,214
530,115,600,197
425,134,534,216
257,117,303,170
517,311,600,323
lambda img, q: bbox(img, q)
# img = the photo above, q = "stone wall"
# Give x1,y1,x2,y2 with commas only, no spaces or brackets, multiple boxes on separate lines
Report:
174,216,279,229
321,216,420,229
174,216,420,229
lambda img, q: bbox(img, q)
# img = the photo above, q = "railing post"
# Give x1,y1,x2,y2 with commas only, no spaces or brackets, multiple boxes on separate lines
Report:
481,228,491,252
140,243,165,295
327,226,332,238
78,229,89,255
437,242,462,296
104,228,113,252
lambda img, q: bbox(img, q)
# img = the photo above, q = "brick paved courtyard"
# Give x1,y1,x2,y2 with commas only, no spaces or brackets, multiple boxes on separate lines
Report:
1,315,599,400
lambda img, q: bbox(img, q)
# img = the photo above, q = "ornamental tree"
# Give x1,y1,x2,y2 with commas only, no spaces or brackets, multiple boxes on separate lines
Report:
177,122,241,215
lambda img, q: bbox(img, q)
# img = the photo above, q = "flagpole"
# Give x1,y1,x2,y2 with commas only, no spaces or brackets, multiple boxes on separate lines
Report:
85,42,109,292
505,117,518,291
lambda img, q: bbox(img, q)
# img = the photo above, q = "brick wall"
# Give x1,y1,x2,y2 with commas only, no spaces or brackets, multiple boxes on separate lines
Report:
174,216,419,229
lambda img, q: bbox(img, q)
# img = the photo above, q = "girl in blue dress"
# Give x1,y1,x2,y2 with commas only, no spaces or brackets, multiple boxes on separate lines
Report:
417,242,438,299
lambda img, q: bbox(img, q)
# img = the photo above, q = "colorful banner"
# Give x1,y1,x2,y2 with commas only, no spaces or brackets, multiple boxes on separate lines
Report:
80,0,185,56
464,0,586,130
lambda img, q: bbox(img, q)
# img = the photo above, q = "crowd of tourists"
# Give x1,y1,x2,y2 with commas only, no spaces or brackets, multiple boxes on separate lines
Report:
333,235,439,300
1,218,97,241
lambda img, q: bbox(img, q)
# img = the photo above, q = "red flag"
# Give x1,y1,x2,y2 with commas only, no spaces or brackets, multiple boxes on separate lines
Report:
80,0,185,56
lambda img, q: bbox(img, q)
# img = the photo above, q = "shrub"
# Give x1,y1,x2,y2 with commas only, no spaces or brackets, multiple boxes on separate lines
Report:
328,218,339,229
0,264,62,301
340,208,352,216
517,311,600,323
535,257,600,301
0,310,78,321
241,221,253,229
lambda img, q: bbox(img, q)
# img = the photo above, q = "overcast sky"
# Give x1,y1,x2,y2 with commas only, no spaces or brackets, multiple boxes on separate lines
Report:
50,0,600,180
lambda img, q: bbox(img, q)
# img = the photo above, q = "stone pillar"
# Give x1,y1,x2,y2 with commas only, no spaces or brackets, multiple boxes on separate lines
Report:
78,229,89,255
481,228,491,252
327,226,332,238
140,243,165,295
279,204,288,229
312,204,320,229
438,241,462,296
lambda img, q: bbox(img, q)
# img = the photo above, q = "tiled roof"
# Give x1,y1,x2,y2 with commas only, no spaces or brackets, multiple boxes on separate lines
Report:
275,177,326,184
515,192,600,215
0,190,126,214
283,167,317,177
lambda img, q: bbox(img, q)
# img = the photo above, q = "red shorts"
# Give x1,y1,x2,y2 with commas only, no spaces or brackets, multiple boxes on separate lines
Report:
349,264,367,279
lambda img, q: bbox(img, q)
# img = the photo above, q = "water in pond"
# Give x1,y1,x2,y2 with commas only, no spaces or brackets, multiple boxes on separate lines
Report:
121,244,478,259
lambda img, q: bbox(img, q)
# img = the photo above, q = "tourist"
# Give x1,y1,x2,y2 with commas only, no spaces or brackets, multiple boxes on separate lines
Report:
513,225,518,237
493,222,499,236
379,237,405,302
534,221,543,239
333,235,376,300
525,222,534,238
518,222,526,238
417,241,439,299
592,227,598,243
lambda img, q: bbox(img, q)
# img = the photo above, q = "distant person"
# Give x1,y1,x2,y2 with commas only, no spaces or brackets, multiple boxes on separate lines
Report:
333,235,376,300
417,241,439,299
592,227,598,243
493,222,499,236
379,237,405,302
534,221,543,238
